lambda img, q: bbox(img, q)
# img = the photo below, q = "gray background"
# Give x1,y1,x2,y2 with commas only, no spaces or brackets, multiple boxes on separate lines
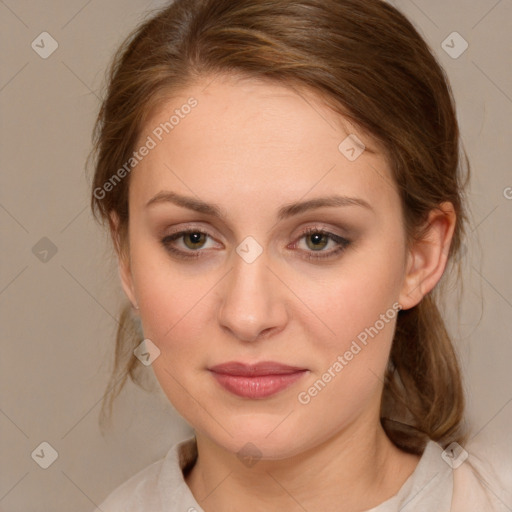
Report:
1,0,511,510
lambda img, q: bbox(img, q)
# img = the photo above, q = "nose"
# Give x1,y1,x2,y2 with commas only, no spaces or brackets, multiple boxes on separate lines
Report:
217,250,288,343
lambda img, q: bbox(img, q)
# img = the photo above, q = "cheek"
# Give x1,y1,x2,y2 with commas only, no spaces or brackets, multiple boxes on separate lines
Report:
296,275,400,420
309,282,398,390
135,266,207,351
294,246,404,412
132,259,211,411
307,247,404,353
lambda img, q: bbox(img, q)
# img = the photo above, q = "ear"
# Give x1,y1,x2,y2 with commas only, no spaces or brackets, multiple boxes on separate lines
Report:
398,202,456,310
109,212,138,309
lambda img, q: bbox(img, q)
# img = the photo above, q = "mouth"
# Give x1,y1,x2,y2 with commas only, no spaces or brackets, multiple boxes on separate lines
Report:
208,361,309,399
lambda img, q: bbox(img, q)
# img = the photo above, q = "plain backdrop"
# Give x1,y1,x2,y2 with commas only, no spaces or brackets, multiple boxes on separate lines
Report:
1,0,511,510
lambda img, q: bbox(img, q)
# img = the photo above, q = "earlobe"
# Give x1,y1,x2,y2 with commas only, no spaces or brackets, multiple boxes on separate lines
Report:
399,248,428,310
398,202,456,310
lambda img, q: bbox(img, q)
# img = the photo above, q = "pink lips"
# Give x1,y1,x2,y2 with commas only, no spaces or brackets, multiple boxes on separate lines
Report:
208,361,308,399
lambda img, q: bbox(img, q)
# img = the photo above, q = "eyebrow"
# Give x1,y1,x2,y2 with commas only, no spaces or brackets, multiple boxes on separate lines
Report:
145,191,374,220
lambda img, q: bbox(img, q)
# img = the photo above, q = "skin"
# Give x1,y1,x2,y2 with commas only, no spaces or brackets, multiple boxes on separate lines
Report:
113,73,456,511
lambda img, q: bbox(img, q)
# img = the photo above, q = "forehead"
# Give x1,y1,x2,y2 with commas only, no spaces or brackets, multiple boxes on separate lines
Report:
130,75,398,216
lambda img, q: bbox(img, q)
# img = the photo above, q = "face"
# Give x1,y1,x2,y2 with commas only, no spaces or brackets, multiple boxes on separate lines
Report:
118,74,421,459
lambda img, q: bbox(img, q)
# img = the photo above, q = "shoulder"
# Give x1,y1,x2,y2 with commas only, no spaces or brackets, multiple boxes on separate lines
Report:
451,435,512,511
96,458,165,512
95,436,199,512
387,436,511,512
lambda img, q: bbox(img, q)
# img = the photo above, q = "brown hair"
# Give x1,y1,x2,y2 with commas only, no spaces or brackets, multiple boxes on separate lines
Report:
90,0,471,454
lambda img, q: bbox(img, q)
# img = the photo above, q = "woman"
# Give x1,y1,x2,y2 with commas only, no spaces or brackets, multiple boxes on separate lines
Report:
89,0,510,510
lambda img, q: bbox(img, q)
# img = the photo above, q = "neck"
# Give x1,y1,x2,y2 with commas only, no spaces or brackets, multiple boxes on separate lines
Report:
185,415,420,512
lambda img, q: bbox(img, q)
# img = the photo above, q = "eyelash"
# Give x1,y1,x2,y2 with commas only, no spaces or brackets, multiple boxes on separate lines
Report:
161,226,351,261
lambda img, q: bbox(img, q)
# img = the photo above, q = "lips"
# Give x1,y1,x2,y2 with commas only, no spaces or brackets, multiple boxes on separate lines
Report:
209,361,306,376
208,361,308,399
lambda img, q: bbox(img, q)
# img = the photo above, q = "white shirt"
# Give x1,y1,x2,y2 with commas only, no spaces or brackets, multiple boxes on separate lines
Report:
96,436,512,511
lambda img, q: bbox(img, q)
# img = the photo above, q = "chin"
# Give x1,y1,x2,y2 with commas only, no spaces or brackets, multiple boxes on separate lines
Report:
199,419,311,461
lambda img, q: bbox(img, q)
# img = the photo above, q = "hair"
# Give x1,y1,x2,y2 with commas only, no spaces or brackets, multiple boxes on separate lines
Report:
89,0,471,455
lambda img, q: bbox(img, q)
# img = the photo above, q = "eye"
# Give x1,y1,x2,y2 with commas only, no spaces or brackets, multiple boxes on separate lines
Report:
293,227,351,260
161,226,351,261
161,228,217,259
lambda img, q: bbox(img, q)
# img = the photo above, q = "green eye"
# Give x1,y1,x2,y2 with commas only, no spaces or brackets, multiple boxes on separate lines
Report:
305,232,330,251
182,232,208,250
296,228,351,260
161,229,212,259
161,227,351,261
